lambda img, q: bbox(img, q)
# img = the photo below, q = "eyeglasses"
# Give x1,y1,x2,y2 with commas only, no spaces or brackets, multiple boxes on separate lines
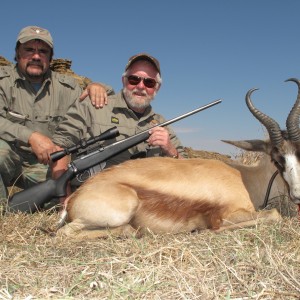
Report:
20,46,51,58
126,75,157,88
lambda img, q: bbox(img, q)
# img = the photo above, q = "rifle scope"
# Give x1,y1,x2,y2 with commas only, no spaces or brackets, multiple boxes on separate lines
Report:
50,126,119,162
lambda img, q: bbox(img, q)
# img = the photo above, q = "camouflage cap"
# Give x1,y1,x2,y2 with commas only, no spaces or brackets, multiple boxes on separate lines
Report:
125,53,161,75
17,26,53,48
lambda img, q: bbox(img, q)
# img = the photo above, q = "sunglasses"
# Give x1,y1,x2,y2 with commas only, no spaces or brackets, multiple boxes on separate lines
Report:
126,75,157,88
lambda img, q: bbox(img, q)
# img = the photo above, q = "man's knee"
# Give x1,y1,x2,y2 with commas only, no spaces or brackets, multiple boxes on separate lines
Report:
22,164,49,188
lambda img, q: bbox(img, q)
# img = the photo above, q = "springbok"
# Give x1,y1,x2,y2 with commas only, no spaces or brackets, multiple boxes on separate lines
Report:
56,78,300,240
223,78,300,215
56,156,281,240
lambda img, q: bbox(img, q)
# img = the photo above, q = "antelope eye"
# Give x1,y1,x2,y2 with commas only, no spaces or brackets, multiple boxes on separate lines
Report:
273,157,285,171
274,160,282,168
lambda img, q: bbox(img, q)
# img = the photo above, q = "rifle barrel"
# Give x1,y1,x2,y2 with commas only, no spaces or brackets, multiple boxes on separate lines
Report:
159,99,222,127
108,99,222,149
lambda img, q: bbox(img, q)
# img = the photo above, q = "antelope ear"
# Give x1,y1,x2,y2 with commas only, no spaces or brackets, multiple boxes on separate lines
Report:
222,139,272,154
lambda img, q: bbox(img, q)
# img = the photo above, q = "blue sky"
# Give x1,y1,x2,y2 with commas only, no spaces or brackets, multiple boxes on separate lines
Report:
1,0,300,156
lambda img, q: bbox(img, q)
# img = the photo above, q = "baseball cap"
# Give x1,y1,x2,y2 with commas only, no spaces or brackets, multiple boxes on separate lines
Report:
17,26,53,48
125,53,161,75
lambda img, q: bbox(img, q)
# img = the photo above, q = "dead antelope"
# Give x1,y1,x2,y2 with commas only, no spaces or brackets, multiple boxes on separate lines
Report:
56,157,281,240
56,79,300,240
55,79,300,240
59,86,300,238
223,78,300,215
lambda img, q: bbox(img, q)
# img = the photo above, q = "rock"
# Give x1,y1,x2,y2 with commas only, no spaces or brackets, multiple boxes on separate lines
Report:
0,55,12,66
50,58,92,89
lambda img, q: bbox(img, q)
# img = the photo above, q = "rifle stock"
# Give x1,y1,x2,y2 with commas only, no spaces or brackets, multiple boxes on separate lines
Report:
8,168,74,213
8,99,222,213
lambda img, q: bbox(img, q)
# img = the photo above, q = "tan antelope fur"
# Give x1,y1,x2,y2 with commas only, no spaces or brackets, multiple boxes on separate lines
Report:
57,157,281,240
225,153,287,211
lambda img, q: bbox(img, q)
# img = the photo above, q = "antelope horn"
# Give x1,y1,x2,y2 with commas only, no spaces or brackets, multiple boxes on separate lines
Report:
285,78,300,142
246,88,283,147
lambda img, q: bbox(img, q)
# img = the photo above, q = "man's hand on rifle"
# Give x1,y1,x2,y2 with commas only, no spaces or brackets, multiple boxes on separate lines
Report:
147,127,182,159
29,132,61,165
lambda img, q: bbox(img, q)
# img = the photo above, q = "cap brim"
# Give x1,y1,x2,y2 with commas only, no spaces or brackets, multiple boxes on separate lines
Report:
18,36,53,48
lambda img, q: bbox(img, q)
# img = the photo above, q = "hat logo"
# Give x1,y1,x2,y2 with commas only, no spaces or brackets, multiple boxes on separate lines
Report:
31,27,45,35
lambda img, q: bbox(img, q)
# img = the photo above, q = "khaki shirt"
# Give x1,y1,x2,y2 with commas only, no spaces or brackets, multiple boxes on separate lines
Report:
52,91,188,165
0,65,113,152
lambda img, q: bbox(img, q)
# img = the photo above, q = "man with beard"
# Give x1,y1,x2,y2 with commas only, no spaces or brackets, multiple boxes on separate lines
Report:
0,26,114,202
52,53,187,191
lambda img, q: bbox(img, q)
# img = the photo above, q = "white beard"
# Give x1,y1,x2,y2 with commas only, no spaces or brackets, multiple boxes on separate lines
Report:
123,87,156,111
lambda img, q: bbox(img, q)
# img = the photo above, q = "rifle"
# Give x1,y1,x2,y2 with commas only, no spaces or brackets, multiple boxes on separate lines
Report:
8,99,222,213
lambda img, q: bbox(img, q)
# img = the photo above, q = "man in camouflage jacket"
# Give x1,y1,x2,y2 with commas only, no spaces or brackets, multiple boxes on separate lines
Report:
0,26,113,201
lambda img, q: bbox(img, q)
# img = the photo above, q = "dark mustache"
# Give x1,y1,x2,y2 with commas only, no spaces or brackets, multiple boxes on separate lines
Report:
27,61,43,67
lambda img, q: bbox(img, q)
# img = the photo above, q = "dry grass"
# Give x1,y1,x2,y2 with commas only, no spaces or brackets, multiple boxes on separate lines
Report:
0,211,299,300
